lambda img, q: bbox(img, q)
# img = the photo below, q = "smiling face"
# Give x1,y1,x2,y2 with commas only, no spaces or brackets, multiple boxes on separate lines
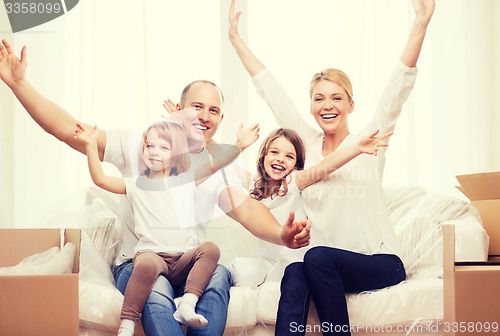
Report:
263,136,298,182
181,81,224,141
139,121,191,178
310,80,354,135
179,107,206,147
142,128,173,178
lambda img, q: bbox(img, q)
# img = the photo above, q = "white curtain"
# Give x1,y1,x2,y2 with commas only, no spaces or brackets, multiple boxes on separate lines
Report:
1,0,499,227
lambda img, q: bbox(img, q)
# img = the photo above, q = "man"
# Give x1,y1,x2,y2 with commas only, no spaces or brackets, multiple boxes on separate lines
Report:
0,38,311,336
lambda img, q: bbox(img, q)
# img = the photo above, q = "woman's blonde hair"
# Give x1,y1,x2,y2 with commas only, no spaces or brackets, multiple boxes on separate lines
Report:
309,68,354,102
139,120,190,176
250,128,305,201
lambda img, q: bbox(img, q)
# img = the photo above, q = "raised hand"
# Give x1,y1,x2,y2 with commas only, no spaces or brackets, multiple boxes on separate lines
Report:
228,0,242,40
412,0,435,24
281,212,311,249
0,39,27,88
162,99,180,116
358,130,393,156
235,123,260,151
73,123,99,146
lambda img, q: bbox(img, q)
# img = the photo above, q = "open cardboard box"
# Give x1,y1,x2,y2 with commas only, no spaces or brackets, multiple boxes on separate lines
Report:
443,224,500,335
456,172,500,255
0,228,81,336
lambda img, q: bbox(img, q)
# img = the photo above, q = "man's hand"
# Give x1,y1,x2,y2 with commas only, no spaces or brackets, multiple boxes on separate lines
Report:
281,212,311,249
0,39,27,89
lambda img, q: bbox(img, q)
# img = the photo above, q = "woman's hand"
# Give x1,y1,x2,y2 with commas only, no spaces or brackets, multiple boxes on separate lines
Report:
412,0,435,24
228,0,243,41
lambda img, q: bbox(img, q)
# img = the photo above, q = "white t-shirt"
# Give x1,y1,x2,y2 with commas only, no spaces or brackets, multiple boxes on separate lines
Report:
104,129,244,265
250,172,307,281
252,61,417,257
125,176,197,254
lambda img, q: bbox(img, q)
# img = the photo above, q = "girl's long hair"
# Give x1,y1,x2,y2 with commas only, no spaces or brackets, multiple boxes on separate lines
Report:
138,120,190,177
250,128,305,201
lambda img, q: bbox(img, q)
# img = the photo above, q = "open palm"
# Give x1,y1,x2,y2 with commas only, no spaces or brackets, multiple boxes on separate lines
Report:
0,39,27,88
359,130,393,155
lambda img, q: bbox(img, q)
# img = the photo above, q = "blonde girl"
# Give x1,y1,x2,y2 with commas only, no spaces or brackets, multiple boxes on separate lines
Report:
74,118,257,335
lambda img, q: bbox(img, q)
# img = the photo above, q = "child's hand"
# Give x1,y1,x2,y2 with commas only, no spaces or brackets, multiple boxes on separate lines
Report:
358,130,393,156
161,99,180,118
235,123,260,152
73,123,99,146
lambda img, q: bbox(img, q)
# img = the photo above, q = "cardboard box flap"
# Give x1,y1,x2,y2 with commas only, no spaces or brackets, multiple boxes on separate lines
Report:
456,172,500,201
0,228,81,273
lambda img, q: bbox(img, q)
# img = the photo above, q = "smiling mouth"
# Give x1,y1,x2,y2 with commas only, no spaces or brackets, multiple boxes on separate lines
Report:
271,164,285,172
320,114,339,120
195,124,208,131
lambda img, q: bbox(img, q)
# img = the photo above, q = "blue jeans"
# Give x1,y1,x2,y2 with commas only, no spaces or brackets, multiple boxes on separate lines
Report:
275,247,406,336
114,260,231,336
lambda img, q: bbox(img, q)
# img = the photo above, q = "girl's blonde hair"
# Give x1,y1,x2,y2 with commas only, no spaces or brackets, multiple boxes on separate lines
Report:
250,128,305,201
309,68,354,102
139,120,190,176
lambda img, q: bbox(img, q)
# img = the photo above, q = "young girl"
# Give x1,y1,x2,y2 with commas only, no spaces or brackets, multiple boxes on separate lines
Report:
74,115,258,336
249,128,391,281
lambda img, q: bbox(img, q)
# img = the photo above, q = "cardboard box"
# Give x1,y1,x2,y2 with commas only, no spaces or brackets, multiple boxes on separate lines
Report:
0,228,81,336
456,172,500,255
443,224,500,336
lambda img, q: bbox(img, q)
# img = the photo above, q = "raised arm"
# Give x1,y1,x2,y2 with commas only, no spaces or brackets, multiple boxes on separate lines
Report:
400,0,435,67
0,39,107,159
228,0,265,77
195,123,259,184
74,123,125,194
295,130,392,190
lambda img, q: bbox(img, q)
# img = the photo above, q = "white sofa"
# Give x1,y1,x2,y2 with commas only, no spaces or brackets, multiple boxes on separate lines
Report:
43,185,489,336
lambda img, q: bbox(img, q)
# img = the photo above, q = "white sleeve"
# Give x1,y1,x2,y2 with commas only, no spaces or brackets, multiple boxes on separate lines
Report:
361,61,418,137
252,68,319,141
102,129,135,175
103,128,140,177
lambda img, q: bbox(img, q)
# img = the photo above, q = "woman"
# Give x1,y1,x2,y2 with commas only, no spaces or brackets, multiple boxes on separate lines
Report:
228,0,435,335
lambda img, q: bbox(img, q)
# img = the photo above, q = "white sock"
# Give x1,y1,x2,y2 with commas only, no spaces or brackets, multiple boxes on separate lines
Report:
173,293,208,328
117,319,135,336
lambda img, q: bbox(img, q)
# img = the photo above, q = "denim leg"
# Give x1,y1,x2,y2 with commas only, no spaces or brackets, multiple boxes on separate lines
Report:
114,260,185,336
188,264,231,336
275,262,311,336
303,247,406,336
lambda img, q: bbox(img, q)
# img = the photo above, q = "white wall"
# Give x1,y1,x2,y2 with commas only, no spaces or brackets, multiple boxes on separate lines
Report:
1,0,499,227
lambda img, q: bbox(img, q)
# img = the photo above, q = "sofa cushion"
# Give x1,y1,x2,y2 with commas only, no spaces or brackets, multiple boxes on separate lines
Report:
385,186,487,277
256,277,443,327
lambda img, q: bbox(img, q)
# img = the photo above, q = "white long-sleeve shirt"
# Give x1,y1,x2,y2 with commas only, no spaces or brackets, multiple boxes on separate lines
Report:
252,61,417,257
